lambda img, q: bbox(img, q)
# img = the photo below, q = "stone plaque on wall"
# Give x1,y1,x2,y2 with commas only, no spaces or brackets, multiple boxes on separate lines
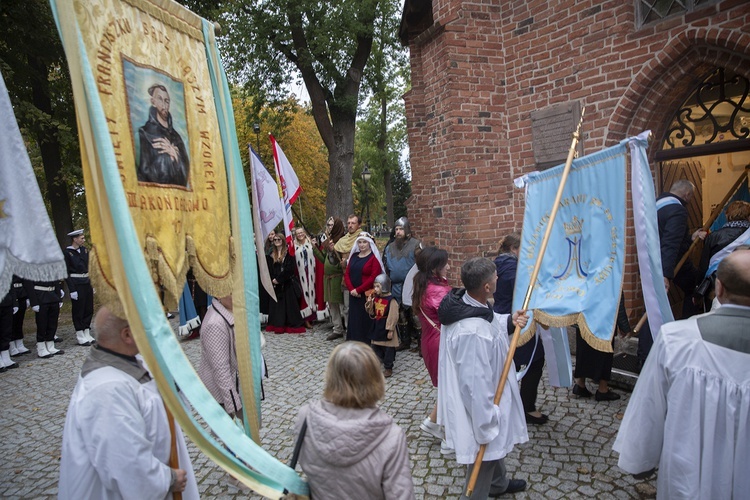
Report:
531,101,584,170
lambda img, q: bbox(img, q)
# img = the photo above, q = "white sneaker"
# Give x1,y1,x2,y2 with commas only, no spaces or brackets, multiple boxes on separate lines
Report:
420,417,445,441
440,440,455,458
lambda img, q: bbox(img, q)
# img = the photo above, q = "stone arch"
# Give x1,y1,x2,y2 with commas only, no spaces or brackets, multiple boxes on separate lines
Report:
604,27,750,153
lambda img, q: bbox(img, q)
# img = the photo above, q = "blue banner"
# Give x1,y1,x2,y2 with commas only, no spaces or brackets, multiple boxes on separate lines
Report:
513,143,627,352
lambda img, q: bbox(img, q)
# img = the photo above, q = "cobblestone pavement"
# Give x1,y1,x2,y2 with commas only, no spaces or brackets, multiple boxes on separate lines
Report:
0,318,657,499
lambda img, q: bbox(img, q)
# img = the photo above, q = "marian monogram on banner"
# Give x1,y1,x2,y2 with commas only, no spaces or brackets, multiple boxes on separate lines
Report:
555,216,588,280
75,0,233,307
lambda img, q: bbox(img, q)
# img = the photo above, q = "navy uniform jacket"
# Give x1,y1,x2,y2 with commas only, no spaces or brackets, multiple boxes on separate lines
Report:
11,275,27,302
1,285,15,307
656,193,690,279
64,245,90,293
24,280,63,307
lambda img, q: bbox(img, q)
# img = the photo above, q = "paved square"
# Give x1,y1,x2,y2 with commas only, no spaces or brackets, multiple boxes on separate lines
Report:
0,320,656,499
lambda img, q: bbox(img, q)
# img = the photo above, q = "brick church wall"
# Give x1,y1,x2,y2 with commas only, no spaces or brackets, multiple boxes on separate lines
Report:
404,0,750,309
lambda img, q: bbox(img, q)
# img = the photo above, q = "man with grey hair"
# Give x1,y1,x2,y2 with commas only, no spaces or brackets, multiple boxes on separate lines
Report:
438,257,530,498
614,249,750,498
639,179,704,362
58,307,198,499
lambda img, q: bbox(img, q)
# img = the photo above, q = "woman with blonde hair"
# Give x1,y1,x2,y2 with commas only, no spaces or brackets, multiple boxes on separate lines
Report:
293,342,415,499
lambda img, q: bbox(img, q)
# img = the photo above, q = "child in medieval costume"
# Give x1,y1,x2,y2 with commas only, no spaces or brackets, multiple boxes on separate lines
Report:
366,274,400,378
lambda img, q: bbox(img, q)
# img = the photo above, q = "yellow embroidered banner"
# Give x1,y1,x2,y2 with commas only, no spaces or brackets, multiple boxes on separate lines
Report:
79,0,232,307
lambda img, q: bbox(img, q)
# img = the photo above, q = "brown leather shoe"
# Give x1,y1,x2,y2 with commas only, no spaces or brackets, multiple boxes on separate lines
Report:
384,369,393,378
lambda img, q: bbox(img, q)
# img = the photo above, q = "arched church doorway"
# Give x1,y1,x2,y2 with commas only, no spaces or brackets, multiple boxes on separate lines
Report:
654,67,750,316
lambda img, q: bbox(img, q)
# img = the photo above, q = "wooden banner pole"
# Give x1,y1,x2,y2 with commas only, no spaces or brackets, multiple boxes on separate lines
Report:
465,108,586,496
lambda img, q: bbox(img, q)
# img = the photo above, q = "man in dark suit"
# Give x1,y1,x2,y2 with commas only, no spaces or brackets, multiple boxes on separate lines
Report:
614,249,750,498
638,179,704,363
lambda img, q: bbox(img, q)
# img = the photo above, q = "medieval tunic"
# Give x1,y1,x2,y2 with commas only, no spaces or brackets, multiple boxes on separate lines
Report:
64,244,94,331
383,237,420,303
59,347,198,500
614,307,750,500
344,252,381,344
367,295,400,370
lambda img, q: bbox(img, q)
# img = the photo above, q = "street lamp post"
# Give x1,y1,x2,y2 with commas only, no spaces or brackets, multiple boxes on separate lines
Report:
361,163,372,233
253,122,261,160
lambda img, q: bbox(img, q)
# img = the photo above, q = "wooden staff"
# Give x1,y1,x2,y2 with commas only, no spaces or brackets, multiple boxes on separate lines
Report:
164,402,182,500
465,109,586,496
631,165,749,336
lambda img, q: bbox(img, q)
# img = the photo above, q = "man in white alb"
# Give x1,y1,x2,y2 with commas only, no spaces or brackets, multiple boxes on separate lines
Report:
614,249,750,499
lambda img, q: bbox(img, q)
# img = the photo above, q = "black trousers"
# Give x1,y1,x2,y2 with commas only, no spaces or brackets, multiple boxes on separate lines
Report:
71,283,94,331
35,303,59,342
12,299,26,341
0,306,12,351
518,356,545,414
371,344,396,370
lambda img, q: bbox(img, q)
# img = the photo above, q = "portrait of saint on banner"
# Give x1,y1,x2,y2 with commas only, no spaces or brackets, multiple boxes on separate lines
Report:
124,58,191,188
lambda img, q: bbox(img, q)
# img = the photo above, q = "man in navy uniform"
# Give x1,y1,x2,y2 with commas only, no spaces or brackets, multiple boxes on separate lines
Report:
9,275,31,356
24,279,65,358
64,229,95,346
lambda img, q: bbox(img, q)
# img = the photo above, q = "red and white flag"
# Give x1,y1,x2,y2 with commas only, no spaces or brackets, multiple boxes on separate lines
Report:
269,134,301,255
249,146,283,301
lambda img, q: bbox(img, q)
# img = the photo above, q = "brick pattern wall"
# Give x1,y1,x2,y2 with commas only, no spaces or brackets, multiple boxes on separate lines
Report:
405,0,750,308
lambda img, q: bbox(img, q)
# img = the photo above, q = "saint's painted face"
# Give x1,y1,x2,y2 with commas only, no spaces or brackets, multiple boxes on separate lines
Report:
150,87,171,123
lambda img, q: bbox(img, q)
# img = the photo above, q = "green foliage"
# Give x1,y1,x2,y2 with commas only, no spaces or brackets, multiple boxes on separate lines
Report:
0,0,83,238
391,162,411,220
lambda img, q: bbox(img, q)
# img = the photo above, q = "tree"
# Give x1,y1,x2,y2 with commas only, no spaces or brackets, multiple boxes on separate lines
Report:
360,0,408,228
0,0,81,246
220,0,380,219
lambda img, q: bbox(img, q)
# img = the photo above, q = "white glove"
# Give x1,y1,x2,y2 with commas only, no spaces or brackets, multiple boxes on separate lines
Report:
70,291,79,300
60,289,65,299
13,307,18,314
59,302,63,309
26,299,30,308
32,305,40,313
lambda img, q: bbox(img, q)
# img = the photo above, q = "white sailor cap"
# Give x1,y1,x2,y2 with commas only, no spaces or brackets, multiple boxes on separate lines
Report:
67,229,84,237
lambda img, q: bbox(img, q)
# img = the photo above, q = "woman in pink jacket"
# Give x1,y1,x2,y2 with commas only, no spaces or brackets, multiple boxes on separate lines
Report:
411,246,451,443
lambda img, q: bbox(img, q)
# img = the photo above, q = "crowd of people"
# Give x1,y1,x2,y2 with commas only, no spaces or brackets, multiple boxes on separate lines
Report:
4,184,749,499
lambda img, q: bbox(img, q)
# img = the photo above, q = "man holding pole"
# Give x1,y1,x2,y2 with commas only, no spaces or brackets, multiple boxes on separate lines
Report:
58,306,198,499
437,257,529,499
